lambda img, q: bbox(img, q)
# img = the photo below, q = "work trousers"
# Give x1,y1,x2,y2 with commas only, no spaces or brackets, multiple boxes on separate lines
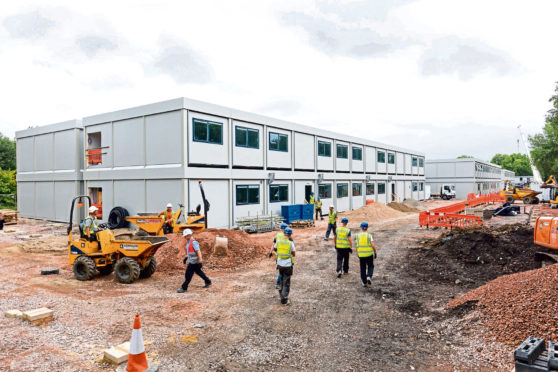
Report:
163,222,173,234
277,265,293,303
359,256,374,284
325,223,337,238
181,263,211,290
315,208,323,220
336,248,350,273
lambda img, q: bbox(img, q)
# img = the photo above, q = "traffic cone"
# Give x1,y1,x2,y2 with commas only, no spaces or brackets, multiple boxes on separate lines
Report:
126,314,149,372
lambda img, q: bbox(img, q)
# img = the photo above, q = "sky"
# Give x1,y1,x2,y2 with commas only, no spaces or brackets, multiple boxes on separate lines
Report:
1,0,557,161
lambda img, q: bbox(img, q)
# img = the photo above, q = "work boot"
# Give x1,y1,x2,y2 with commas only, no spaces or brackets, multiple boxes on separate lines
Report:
337,271,342,278
367,277,372,285
203,282,212,288
275,283,281,290
177,288,187,293
362,282,367,287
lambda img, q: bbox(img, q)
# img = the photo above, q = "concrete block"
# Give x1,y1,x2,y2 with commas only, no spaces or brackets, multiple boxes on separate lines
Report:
5,309,23,318
103,346,128,365
23,307,54,322
213,236,228,257
115,341,130,353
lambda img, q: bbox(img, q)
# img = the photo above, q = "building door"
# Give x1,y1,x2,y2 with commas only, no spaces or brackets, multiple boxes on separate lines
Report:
391,183,396,201
305,185,313,203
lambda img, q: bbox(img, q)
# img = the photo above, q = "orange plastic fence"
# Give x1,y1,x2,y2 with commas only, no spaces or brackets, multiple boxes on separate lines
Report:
419,193,504,228
87,149,102,165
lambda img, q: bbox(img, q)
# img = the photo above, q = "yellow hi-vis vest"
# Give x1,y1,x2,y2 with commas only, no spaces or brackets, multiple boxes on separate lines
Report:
356,232,375,258
275,231,285,240
335,226,351,249
276,236,294,264
329,211,337,224
162,210,175,227
309,195,315,204
316,199,322,210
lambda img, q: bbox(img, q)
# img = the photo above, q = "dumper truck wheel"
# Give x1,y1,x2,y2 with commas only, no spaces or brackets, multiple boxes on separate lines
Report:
114,257,140,284
97,264,114,276
73,256,96,281
523,196,533,204
139,257,157,279
506,196,514,203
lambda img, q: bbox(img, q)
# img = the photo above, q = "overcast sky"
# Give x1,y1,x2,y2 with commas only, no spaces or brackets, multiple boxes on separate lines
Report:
1,0,557,160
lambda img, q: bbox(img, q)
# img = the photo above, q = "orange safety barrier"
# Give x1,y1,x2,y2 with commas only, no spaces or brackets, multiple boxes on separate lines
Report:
87,149,102,165
419,192,504,228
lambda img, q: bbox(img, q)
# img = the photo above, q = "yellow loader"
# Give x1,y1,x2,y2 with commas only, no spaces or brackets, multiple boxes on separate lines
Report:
68,196,169,284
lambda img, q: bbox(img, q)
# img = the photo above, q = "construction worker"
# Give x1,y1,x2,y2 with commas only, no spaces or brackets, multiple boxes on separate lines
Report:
334,217,352,277
158,203,175,234
177,229,212,293
324,205,337,240
83,206,100,242
272,223,290,289
315,197,323,220
356,222,377,287
270,227,295,305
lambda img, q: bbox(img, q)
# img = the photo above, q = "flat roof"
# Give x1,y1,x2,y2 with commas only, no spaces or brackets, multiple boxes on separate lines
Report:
427,158,501,168
15,119,82,139
82,97,424,156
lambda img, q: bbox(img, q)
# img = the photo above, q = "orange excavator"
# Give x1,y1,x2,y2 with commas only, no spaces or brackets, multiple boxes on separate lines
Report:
534,216,558,266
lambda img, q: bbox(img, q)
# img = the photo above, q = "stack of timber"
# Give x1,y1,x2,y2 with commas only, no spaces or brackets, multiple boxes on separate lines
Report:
236,214,283,233
0,209,18,225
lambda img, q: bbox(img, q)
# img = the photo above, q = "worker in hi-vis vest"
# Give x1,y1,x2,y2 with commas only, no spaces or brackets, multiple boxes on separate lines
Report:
334,217,352,277
355,222,377,287
270,227,296,305
271,223,292,289
83,206,100,241
307,192,315,206
158,203,175,234
325,205,337,240
315,197,323,221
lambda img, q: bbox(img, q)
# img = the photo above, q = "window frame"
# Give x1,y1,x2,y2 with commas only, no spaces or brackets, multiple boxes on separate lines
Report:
412,156,418,167
352,146,363,161
235,185,260,205
318,183,332,199
268,132,289,152
366,183,375,195
419,182,424,191
235,126,259,149
193,118,223,145
352,182,362,196
419,158,424,167
412,182,418,192
387,152,395,164
377,182,386,194
337,183,349,198
336,144,349,159
318,141,332,157
269,184,289,203
377,151,386,163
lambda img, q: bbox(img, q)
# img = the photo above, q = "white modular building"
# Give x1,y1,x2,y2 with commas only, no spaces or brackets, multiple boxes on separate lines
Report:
16,97,426,228
425,158,514,199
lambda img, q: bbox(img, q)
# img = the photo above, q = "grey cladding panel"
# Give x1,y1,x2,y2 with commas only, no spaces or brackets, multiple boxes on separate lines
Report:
17,182,35,217
17,137,34,172
54,130,76,170
146,111,182,165
34,134,54,171
35,182,55,219
54,181,77,222
113,118,144,167
146,180,183,213
114,180,145,216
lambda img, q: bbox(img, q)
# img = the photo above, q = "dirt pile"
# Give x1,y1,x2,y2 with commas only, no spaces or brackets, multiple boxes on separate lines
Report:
405,224,552,288
339,202,405,222
387,202,420,213
155,229,268,274
448,264,558,343
403,199,425,210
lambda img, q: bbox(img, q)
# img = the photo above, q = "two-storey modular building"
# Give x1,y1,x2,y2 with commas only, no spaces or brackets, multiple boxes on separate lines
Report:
16,97,426,228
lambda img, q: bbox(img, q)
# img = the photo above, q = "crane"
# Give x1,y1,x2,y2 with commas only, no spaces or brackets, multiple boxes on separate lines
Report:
518,125,543,184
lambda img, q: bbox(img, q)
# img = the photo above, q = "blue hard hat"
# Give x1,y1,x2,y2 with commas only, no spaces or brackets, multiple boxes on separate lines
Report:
311,192,314,195
341,217,349,223
284,228,293,235
280,223,288,230
360,222,368,229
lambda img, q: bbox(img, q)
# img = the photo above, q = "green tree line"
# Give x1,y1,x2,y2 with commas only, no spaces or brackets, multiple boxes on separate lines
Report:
529,82,558,179
0,133,16,209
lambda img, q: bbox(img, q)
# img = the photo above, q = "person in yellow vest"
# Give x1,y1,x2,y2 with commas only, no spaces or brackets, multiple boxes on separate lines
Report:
325,205,337,240
315,197,323,220
356,222,377,287
271,223,290,289
334,217,352,277
158,203,175,234
270,227,295,305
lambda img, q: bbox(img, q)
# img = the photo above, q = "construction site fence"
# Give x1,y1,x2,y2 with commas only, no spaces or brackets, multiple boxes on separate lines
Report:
419,192,505,228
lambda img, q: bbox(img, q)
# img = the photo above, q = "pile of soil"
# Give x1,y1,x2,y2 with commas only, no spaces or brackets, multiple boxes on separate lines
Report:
387,202,420,213
403,199,425,210
339,202,405,223
405,224,552,288
448,264,558,343
155,229,268,274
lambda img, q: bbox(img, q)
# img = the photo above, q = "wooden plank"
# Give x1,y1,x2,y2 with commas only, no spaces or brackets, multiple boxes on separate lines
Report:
104,346,128,364
22,307,53,321
5,309,23,319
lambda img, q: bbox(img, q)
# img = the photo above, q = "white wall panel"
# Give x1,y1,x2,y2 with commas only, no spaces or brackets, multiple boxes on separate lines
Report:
17,137,34,172
317,138,334,171
146,111,182,166
377,149,387,173
404,181,412,199
387,152,396,174
232,121,264,168
266,127,291,169
147,179,183,214
36,182,54,219
34,134,53,171
294,133,314,170
114,180,145,217
336,181,350,212
396,153,404,174
365,147,376,173
294,180,314,204
351,145,364,172
376,181,387,204
404,154,412,174
189,179,229,228
113,117,144,167
188,112,229,166
351,181,364,210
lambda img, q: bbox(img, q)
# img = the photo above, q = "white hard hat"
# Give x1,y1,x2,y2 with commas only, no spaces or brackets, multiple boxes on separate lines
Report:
166,203,173,208
183,229,193,236
329,205,334,209
89,206,98,213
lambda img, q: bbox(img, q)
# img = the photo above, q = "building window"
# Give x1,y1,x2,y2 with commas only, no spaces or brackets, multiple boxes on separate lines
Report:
336,144,348,159
419,182,424,191
352,183,362,196
269,184,288,203
87,132,102,165
412,182,418,191
352,147,363,161
366,183,375,195
269,132,288,152
318,141,331,157
412,157,418,167
236,185,260,205
319,183,332,198
378,183,386,194
377,151,386,163
193,118,223,145
419,158,424,167
337,183,348,198
388,153,395,164
89,187,103,218
235,126,259,149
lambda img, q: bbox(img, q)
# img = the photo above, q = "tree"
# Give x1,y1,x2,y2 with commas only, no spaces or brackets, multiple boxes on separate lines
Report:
490,153,533,176
529,82,558,179
0,169,16,208
0,133,16,170
457,155,473,159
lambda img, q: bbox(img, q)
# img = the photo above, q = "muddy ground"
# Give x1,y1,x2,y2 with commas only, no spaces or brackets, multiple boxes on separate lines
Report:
0,203,538,371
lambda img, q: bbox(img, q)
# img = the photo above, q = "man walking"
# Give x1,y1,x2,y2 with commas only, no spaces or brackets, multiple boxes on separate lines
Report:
355,222,377,287
315,197,323,220
270,227,296,305
325,205,337,240
158,203,175,234
272,223,289,289
334,217,352,277
177,229,212,293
